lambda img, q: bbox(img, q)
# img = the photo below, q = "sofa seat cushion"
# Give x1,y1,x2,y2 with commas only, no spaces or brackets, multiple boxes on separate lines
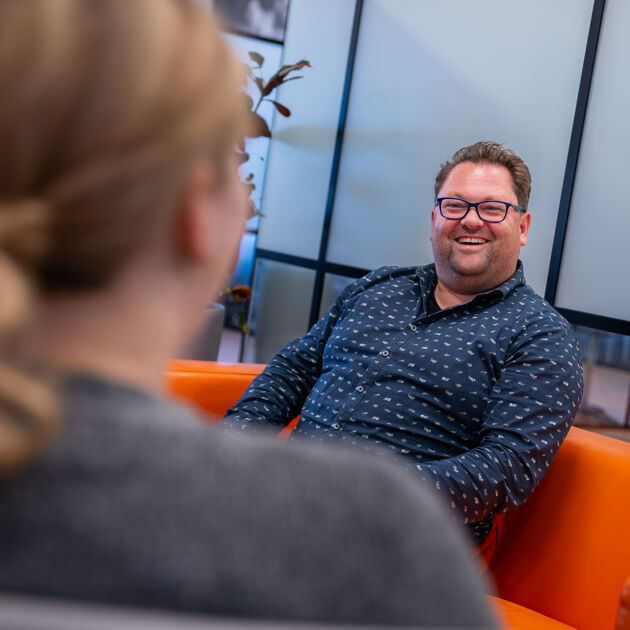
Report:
490,597,577,630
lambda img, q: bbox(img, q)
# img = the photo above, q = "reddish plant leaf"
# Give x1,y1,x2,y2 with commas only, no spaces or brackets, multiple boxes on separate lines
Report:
253,76,264,94
248,51,264,67
247,111,271,138
270,100,291,117
262,59,310,96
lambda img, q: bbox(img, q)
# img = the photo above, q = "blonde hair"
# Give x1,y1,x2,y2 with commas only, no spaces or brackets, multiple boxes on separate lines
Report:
0,0,247,471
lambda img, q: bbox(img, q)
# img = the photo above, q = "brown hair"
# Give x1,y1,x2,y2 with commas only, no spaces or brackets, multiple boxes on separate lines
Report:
0,0,247,471
434,141,532,209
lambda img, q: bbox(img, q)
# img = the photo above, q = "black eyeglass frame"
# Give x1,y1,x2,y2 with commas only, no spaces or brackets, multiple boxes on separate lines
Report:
436,197,526,223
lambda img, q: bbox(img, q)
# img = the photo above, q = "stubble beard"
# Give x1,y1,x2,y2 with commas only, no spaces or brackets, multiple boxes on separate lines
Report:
446,243,494,278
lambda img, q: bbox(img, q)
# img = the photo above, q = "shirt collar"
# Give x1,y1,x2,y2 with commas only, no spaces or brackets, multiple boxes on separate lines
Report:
413,260,526,319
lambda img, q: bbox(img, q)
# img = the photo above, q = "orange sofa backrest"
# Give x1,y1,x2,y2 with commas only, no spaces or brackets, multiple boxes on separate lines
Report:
165,360,299,437
490,426,630,630
166,360,264,420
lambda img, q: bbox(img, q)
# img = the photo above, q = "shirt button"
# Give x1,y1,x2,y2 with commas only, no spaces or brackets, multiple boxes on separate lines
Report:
356,385,365,393
331,423,341,430
409,324,417,331
380,350,390,357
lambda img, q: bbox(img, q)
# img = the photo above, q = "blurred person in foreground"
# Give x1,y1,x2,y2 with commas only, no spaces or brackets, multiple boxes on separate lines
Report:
0,0,497,626
223,140,584,558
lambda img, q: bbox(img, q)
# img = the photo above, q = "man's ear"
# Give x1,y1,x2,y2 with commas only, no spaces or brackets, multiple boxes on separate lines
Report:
519,212,532,247
430,205,437,241
174,163,216,263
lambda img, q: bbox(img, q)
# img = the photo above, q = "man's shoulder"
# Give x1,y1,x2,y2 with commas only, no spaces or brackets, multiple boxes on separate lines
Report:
498,284,581,360
496,280,572,331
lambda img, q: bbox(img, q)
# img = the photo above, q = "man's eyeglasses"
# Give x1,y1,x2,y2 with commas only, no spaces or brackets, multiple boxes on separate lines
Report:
436,197,526,223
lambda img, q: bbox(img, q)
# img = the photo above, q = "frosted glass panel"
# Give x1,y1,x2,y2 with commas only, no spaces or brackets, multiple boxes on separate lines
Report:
256,0,356,259
319,274,357,319
327,0,592,295
555,0,630,322
574,326,630,427
250,260,315,363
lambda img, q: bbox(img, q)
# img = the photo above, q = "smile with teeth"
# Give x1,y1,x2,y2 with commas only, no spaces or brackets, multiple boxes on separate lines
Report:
455,237,488,245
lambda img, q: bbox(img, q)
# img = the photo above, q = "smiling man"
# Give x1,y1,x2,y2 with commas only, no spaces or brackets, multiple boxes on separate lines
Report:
222,141,584,553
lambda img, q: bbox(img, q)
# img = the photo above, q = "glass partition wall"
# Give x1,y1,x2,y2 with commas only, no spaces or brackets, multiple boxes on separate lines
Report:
225,0,629,429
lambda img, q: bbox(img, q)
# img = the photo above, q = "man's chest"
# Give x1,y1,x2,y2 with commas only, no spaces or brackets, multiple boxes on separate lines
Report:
310,296,519,440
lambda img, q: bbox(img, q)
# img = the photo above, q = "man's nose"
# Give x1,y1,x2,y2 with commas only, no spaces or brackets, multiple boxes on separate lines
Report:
460,205,485,229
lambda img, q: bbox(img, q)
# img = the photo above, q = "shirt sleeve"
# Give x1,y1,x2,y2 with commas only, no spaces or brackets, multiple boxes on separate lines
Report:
221,276,367,433
412,318,584,526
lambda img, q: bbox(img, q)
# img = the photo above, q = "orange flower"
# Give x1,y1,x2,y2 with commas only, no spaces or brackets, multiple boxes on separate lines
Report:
229,285,251,302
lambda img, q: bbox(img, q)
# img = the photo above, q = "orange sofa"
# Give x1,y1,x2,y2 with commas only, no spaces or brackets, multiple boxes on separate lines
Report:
166,360,630,630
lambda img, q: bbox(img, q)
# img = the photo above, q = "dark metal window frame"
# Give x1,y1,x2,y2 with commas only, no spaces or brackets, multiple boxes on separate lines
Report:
254,0,629,337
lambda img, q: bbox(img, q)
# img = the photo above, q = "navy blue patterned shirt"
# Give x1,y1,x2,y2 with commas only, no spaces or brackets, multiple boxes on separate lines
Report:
223,262,584,544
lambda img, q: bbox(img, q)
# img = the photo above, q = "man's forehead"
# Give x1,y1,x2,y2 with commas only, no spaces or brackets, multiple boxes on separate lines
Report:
440,161,517,199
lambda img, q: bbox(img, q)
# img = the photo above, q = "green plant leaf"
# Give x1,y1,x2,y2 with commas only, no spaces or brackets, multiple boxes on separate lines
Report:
248,51,264,67
269,100,291,117
238,310,250,335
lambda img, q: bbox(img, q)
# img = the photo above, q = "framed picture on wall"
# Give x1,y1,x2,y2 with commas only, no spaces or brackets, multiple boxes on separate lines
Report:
213,0,290,43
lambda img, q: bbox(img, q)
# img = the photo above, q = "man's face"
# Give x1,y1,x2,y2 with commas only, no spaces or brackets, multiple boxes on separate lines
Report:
430,161,531,296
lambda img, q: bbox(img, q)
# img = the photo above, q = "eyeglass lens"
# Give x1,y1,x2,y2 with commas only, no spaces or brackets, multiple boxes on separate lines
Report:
440,198,507,222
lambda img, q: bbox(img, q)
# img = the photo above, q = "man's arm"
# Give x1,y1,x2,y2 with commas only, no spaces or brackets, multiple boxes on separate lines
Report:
221,276,366,433
412,319,584,526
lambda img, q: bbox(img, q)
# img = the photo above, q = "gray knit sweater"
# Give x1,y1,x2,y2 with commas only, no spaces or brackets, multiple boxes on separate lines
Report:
0,375,497,627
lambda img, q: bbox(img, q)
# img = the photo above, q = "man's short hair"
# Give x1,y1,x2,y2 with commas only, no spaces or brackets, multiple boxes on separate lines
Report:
434,141,532,210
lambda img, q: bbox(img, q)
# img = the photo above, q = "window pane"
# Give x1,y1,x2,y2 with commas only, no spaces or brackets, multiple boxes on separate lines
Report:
326,0,592,295
256,0,357,259
225,33,283,230
249,260,315,363
319,273,358,319
575,326,630,428
555,0,630,321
